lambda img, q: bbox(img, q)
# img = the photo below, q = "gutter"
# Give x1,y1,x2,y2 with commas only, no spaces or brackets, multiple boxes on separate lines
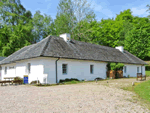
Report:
55,58,60,84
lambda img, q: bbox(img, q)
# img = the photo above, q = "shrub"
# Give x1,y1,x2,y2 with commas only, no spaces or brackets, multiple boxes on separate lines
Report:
116,63,124,70
30,80,40,84
145,66,150,71
59,78,79,83
110,63,124,71
110,63,116,70
13,77,23,84
127,75,130,78
94,77,103,80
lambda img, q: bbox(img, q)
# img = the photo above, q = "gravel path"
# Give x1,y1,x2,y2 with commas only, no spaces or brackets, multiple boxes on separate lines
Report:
0,83,149,113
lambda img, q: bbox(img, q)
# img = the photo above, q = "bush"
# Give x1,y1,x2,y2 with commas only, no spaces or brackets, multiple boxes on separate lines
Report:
94,77,103,80
30,80,40,84
13,77,23,84
146,66,150,71
59,78,79,83
127,75,130,78
110,63,116,70
110,63,124,71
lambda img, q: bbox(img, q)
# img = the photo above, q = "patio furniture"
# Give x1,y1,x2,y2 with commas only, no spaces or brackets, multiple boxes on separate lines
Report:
137,73,146,81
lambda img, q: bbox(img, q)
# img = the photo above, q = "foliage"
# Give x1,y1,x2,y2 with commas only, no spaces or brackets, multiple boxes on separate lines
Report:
59,78,79,83
32,11,55,43
0,0,150,61
145,66,150,71
110,63,124,70
14,77,23,84
30,80,40,84
127,75,130,78
124,17,150,59
55,0,95,40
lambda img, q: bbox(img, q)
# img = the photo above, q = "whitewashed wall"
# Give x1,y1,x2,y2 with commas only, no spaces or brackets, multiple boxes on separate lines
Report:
1,58,45,83
123,64,145,77
1,57,146,84
1,63,16,79
42,58,107,84
57,59,107,82
42,57,57,84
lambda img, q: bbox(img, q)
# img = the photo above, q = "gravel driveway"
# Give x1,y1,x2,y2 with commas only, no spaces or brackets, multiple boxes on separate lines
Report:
0,83,149,113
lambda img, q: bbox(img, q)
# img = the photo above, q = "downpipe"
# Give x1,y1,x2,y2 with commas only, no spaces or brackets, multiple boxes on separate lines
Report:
55,58,60,84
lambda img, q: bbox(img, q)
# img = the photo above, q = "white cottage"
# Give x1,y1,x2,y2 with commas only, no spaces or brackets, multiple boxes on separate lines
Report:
0,33,147,84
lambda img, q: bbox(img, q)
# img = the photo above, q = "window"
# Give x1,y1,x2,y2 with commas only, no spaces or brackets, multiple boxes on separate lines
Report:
90,65,94,74
27,63,31,74
137,67,139,73
62,64,67,74
124,66,127,73
5,67,7,74
9,66,14,69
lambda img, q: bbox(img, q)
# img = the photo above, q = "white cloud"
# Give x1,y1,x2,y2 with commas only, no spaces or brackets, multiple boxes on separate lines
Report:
89,0,113,18
131,7,148,16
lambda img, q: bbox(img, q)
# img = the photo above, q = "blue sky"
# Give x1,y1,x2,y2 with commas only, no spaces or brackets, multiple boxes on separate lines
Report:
21,0,150,21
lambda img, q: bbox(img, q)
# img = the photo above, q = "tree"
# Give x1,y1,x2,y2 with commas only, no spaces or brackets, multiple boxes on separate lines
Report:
147,4,150,18
0,0,33,56
124,17,150,59
118,21,133,46
32,11,55,43
55,0,95,40
0,0,26,26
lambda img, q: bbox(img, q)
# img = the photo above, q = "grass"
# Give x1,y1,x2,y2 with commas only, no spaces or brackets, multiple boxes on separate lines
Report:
146,71,150,77
134,80,150,102
121,80,150,110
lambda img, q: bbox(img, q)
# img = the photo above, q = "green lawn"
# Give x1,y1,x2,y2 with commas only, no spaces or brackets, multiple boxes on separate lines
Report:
146,71,150,76
121,80,150,109
134,80,150,102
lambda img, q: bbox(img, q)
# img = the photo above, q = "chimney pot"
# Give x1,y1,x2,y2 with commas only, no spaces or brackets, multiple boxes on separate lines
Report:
115,46,124,52
59,33,71,42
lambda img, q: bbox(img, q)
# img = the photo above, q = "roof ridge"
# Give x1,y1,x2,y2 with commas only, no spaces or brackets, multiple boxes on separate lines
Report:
40,36,51,56
71,39,116,50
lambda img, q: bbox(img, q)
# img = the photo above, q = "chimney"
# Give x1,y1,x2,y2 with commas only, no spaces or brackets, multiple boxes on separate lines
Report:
115,46,124,53
59,33,71,42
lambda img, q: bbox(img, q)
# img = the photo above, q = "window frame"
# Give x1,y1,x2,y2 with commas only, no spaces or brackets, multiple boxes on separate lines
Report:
9,66,14,69
90,65,94,74
137,67,139,73
27,63,31,74
124,66,127,73
62,64,67,74
5,66,7,74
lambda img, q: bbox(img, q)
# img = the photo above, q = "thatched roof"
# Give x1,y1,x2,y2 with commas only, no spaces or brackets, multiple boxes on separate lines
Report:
0,36,147,65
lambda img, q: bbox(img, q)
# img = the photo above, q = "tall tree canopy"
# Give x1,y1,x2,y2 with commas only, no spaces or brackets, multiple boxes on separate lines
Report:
55,0,95,41
0,0,150,60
